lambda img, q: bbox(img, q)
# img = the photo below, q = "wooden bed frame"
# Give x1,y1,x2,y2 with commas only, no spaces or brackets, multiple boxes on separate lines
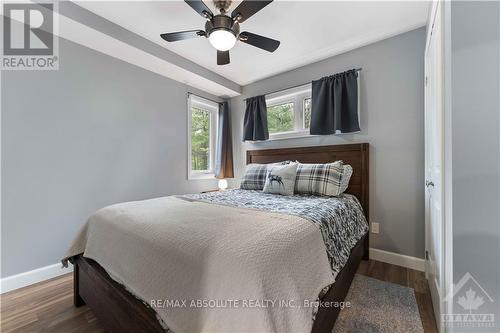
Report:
73,143,369,333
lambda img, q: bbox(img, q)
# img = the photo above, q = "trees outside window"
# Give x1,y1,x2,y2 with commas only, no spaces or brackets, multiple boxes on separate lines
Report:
267,102,294,133
187,95,217,179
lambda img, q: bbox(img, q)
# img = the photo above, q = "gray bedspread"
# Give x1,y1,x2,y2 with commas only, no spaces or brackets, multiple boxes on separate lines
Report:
184,189,369,276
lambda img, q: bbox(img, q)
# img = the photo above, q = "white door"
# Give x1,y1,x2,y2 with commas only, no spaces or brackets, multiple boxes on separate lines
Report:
424,1,444,330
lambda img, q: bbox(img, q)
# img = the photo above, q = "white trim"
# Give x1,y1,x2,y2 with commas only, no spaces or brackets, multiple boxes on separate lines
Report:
190,95,219,111
442,1,454,327
425,0,439,57
0,250,425,294
369,248,426,272
189,171,216,180
266,84,312,103
269,130,313,141
0,263,73,294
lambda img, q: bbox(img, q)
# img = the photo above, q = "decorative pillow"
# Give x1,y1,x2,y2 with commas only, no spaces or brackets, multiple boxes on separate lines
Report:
339,164,353,194
263,163,298,196
240,161,292,190
294,161,344,196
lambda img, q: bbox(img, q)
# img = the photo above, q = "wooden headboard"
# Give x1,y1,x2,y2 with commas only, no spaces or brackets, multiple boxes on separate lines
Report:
246,143,369,216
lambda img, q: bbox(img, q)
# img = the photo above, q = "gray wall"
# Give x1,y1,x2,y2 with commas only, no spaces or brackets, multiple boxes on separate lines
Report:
450,1,500,327
1,38,221,277
230,27,426,258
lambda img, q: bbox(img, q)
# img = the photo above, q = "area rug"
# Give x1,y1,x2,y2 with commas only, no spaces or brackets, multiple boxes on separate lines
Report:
332,274,424,333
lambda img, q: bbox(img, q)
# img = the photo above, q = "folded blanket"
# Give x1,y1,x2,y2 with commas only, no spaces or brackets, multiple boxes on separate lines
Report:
63,196,335,333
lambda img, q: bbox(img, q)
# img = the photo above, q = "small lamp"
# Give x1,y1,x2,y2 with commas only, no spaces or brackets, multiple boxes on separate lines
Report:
218,179,228,191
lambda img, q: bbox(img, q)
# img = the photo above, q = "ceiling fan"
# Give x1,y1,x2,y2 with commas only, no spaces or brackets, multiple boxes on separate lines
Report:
160,0,280,65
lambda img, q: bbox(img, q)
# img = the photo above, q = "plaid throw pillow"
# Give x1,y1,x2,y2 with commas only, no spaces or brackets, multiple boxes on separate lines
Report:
240,161,292,190
294,161,344,196
240,164,268,190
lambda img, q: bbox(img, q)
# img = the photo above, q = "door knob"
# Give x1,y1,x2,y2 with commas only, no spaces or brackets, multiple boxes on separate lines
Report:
426,180,435,187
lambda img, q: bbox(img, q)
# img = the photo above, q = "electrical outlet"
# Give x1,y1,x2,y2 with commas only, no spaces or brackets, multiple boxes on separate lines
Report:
371,222,380,234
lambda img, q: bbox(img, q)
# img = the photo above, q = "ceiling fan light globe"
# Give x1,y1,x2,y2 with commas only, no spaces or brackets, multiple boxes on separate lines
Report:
209,29,236,51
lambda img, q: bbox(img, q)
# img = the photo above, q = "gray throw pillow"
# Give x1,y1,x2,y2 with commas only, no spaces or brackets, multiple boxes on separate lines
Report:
263,163,298,196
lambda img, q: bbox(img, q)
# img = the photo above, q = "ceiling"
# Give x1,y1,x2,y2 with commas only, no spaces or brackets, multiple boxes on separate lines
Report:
75,1,429,86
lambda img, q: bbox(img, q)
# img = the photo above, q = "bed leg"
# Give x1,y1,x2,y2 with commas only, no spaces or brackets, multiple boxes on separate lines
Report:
363,235,369,260
73,259,86,307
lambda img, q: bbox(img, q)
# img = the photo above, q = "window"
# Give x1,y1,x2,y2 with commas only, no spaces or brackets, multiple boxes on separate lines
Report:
188,95,218,179
266,84,312,140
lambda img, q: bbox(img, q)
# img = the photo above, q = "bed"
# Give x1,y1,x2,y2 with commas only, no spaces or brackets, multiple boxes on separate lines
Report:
67,143,369,333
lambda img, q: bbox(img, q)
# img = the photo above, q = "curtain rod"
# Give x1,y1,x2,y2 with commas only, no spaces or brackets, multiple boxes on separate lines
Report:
187,92,221,105
243,67,362,102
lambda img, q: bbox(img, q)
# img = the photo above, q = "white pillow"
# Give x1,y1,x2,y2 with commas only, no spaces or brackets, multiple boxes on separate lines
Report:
263,163,298,196
339,164,353,194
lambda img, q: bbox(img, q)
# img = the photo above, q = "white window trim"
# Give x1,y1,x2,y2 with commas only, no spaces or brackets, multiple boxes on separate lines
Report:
187,94,218,180
265,73,361,140
266,84,312,140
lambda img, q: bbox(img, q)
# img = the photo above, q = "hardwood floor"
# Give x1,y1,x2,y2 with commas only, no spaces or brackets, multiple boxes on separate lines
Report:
0,260,437,333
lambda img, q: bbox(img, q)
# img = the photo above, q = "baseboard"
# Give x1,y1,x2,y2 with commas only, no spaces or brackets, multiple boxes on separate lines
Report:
369,248,425,272
1,263,73,294
0,250,424,293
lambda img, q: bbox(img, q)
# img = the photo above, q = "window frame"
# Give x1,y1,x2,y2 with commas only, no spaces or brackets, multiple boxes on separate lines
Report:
265,84,312,140
187,94,218,180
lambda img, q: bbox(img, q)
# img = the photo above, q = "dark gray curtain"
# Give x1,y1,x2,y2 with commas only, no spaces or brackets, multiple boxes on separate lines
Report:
310,69,359,135
242,95,269,141
215,101,234,179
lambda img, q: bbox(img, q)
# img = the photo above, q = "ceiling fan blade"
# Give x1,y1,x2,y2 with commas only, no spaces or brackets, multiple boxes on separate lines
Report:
239,32,280,52
184,0,213,19
160,30,205,42
231,0,273,23
217,50,230,65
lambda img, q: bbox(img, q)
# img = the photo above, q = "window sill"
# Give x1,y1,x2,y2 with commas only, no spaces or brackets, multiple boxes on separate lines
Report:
268,130,312,141
188,172,216,180
266,130,360,141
